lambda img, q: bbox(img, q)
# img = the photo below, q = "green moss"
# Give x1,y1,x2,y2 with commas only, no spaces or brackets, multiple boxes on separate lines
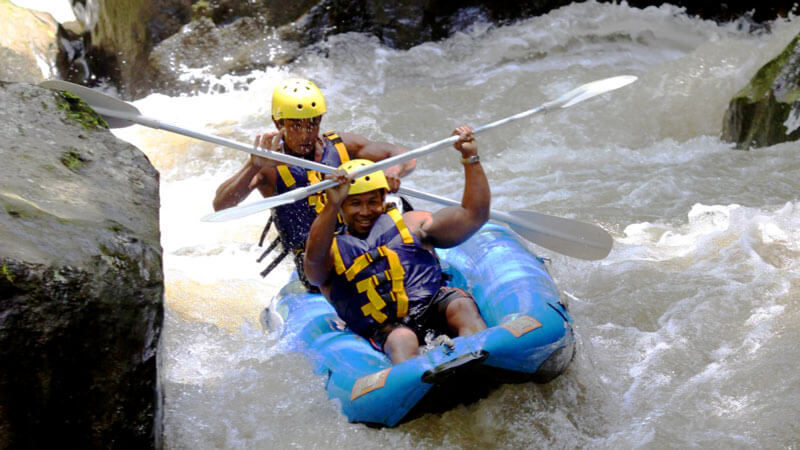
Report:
737,33,800,102
56,91,109,130
60,147,87,172
2,264,15,283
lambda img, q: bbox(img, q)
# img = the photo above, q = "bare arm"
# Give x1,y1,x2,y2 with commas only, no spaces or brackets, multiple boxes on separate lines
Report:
304,171,351,287
212,161,276,211
212,130,284,211
409,126,490,248
340,132,415,192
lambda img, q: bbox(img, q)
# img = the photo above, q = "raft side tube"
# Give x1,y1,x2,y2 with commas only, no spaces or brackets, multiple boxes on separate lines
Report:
438,224,574,376
274,224,576,426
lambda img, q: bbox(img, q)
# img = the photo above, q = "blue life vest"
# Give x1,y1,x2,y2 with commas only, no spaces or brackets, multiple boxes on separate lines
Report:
271,130,350,253
328,207,444,337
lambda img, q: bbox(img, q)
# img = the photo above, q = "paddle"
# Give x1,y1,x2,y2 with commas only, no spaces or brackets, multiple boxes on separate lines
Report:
39,79,335,172
40,77,625,260
202,75,637,221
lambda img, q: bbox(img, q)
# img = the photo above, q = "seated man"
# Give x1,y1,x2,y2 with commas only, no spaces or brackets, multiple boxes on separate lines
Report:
304,126,490,364
213,78,414,289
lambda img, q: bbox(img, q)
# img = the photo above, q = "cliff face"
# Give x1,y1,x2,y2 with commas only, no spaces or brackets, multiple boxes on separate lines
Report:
722,32,800,149
0,81,163,448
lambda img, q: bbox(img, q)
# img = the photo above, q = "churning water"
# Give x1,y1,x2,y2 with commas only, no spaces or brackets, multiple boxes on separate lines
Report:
108,2,800,448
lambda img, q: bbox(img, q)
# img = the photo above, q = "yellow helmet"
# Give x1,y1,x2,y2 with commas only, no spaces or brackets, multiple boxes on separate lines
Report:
271,78,327,120
339,159,389,195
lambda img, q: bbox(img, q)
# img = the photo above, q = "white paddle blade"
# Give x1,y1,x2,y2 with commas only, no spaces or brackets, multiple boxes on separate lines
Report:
40,79,141,128
202,201,271,222
560,75,637,108
201,188,313,222
505,210,613,260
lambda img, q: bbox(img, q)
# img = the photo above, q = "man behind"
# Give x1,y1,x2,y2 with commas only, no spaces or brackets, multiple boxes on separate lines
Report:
212,78,415,288
304,126,490,364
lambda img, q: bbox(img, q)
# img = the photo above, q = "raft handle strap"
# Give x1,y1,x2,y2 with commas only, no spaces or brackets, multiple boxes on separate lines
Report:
258,215,274,247
257,237,281,263
260,248,290,278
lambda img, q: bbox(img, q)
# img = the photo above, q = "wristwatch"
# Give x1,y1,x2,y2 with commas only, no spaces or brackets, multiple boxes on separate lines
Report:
461,154,480,165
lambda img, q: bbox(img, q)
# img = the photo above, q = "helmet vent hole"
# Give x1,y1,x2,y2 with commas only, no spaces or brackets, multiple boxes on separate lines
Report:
311,102,316,107
365,176,370,181
350,180,355,184
297,104,303,109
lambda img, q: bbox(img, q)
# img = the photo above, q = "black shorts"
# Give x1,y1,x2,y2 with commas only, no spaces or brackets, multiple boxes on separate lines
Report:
367,286,474,352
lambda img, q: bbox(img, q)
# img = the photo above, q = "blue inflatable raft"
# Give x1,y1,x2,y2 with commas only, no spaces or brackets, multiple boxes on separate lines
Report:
272,223,575,426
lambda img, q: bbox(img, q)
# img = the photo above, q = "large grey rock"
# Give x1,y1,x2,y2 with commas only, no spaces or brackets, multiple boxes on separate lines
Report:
0,81,163,448
722,32,800,150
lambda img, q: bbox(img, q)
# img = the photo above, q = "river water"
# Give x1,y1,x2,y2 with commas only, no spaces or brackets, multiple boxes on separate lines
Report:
105,2,800,448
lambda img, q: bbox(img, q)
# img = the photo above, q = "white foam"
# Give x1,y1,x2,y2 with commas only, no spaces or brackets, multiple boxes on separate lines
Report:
10,0,76,23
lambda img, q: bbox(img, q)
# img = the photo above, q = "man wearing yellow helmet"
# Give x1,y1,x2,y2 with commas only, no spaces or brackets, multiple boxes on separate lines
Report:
212,78,415,289
304,126,490,364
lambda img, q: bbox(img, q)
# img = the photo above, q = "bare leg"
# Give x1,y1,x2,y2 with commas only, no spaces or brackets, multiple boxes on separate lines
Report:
383,327,419,364
445,296,487,336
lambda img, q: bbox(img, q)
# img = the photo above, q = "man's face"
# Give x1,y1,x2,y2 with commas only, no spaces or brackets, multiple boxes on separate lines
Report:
278,116,321,156
341,189,385,236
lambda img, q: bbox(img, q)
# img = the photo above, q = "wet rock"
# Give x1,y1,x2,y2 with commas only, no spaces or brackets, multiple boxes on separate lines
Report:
66,0,194,99
0,0,59,83
148,15,300,95
0,82,163,448
722,32,800,149
68,0,799,99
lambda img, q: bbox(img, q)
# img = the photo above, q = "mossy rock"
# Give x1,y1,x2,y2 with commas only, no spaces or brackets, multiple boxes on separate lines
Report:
0,81,163,448
722,32,800,149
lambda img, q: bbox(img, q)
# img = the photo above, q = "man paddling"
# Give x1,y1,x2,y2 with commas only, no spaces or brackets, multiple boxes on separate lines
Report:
213,78,415,289
303,126,490,364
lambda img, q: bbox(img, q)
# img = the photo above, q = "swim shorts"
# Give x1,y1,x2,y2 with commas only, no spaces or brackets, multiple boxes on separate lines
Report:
366,286,474,352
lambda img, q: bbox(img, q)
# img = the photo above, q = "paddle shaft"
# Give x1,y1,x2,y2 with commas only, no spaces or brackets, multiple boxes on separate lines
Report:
89,106,335,172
